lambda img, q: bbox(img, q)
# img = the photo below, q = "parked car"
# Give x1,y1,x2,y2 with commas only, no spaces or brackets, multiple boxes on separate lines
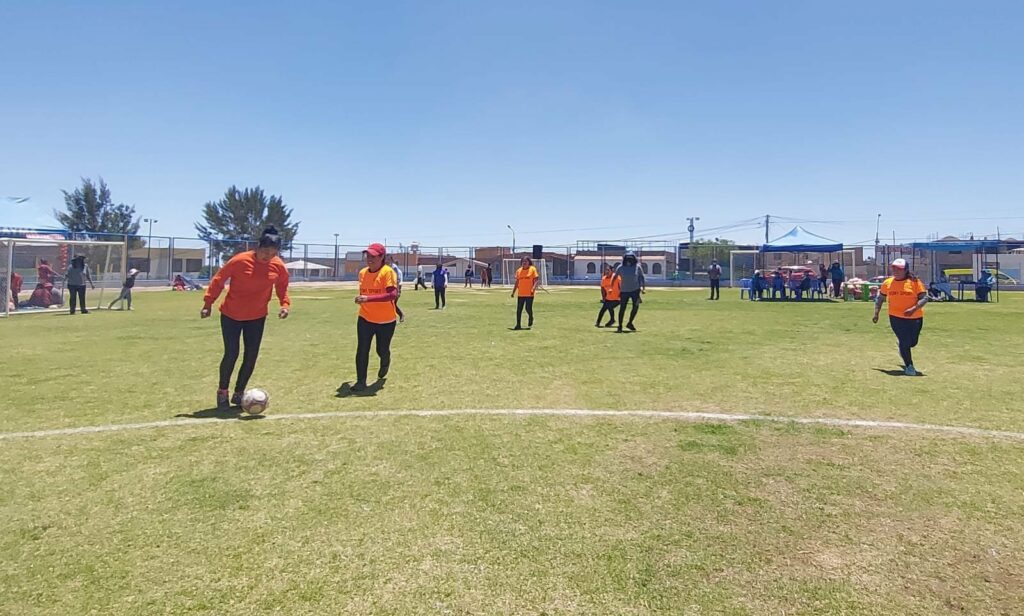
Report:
943,268,1018,285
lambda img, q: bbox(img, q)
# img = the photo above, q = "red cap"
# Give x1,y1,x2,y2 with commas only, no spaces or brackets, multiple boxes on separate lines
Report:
364,243,386,257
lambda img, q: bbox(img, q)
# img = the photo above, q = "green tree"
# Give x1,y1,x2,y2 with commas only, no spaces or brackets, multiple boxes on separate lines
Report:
687,238,737,273
55,177,140,239
195,186,300,262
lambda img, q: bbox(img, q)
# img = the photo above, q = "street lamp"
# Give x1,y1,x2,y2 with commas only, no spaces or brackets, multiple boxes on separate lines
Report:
143,218,158,279
333,233,340,280
507,224,516,257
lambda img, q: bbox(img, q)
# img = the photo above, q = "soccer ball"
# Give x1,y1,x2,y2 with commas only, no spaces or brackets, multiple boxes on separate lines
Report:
240,388,270,415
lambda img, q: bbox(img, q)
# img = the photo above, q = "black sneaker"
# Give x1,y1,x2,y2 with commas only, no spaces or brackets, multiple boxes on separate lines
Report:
605,321,615,328
378,364,389,379
231,392,242,407
351,381,367,392
595,322,602,328
217,390,230,411
626,323,637,331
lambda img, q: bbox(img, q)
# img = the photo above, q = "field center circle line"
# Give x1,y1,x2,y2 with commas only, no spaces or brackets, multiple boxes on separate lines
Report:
2,409,1024,442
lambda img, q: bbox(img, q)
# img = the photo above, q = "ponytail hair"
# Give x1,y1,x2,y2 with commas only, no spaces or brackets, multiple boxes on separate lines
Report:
258,226,282,250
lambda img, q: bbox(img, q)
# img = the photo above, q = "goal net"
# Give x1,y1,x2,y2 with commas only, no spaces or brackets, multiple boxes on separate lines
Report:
1,238,128,318
502,259,551,289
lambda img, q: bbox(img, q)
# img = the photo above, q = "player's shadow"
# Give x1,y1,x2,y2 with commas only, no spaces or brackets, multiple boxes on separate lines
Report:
872,368,927,377
175,407,265,421
336,379,386,398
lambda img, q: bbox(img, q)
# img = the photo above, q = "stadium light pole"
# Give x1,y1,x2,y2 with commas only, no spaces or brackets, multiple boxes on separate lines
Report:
507,224,516,257
143,218,158,280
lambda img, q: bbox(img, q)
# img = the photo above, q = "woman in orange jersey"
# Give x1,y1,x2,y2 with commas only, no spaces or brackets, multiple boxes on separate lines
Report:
510,256,539,330
201,227,290,410
596,263,620,327
872,258,928,376
353,243,399,391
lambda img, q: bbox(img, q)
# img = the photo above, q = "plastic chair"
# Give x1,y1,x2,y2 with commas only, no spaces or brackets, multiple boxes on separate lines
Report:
739,278,751,299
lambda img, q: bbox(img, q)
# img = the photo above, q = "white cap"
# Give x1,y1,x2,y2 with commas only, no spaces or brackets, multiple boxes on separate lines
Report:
890,258,907,269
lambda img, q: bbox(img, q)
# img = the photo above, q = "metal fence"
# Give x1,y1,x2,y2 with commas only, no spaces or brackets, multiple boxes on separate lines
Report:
15,229,993,288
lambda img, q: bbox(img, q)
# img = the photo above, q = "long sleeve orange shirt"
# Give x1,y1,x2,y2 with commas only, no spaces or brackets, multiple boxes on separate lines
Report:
203,251,290,322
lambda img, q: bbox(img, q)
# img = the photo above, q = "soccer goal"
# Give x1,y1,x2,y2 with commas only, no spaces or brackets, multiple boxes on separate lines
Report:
502,259,551,289
1,238,128,318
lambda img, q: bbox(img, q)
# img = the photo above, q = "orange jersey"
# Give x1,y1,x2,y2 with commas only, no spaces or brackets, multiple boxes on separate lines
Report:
881,276,926,319
359,265,398,324
600,273,621,301
515,266,538,297
204,251,290,321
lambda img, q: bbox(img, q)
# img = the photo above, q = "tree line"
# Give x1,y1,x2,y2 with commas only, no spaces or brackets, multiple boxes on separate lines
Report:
54,177,300,261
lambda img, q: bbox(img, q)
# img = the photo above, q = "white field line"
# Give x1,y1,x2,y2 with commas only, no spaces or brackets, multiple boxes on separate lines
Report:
1,409,1024,442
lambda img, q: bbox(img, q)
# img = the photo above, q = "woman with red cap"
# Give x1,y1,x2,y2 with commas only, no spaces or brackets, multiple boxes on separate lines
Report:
201,227,291,410
353,242,399,391
872,258,928,376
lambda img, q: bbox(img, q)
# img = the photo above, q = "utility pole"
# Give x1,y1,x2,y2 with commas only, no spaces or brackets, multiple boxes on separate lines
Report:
686,216,699,280
333,233,339,280
764,214,770,243
143,218,158,279
875,213,882,276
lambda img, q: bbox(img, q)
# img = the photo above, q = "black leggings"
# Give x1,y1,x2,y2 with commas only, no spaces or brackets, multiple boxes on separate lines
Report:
68,285,87,313
356,317,396,383
434,287,446,308
220,314,266,392
618,290,641,327
710,280,720,299
597,299,618,324
516,296,535,327
890,316,923,367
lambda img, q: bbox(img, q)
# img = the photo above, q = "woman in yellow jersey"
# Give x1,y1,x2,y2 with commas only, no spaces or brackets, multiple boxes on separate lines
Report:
596,263,621,327
353,243,399,391
872,258,928,376
510,256,539,330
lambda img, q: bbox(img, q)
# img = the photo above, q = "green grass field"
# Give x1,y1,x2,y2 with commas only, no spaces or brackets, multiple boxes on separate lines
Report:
2,287,1022,614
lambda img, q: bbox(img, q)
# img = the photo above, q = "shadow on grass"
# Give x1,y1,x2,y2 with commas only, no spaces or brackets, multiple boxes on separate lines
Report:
873,368,927,377
507,327,532,331
175,407,265,421
336,378,386,398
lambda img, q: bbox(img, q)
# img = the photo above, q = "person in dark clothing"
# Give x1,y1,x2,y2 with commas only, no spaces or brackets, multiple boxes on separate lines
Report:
707,260,722,300
612,251,645,331
750,270,766,301
828,260,845,299
975,270,994,302
464,267,473,288
818,263,829,294
770,269,786,300
65,255,95,314
109,268,140,310
797,272,813,300
432,264,448,309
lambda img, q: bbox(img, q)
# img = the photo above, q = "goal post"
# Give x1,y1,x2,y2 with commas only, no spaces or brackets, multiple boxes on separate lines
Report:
1,238,128,318
502,259,551,289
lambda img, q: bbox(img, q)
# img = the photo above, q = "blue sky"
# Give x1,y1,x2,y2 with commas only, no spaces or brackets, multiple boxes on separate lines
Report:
2,1,1022,247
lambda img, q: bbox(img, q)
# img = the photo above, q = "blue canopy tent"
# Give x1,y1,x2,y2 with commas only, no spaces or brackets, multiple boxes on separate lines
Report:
910,239,1004,302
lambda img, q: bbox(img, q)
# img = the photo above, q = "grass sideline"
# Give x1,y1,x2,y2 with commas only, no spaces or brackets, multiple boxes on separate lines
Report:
2,287,1023,614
